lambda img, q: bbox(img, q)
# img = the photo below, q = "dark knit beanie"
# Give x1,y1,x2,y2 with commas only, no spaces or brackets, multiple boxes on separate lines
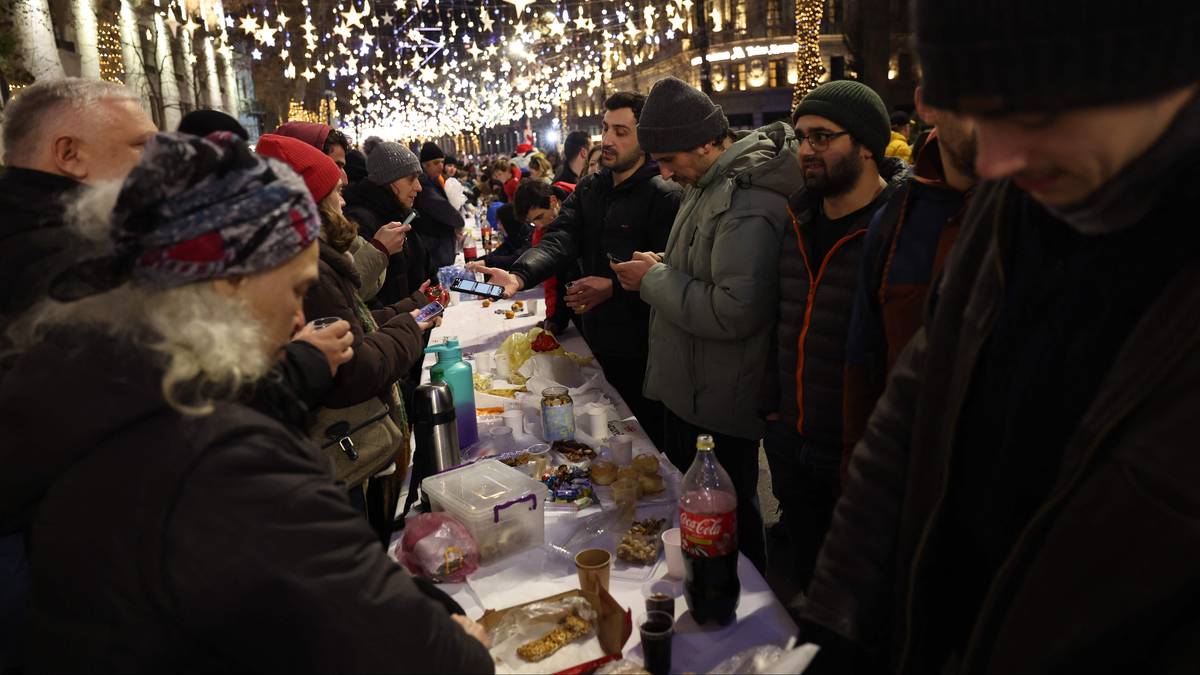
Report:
637,76,729,153
177,109,248,140
419,141,445,163
368,142,421,185
916,0,1200,114
792,80,891,160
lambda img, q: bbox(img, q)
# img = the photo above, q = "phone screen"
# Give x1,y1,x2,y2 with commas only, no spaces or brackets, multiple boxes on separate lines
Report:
455,279,478,292
413,301,445,324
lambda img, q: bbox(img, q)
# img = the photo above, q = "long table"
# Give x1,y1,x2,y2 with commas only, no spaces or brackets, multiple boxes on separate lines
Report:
416,289,798,673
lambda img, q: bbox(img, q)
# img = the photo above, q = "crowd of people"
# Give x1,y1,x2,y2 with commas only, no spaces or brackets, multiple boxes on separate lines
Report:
2,0,1199,672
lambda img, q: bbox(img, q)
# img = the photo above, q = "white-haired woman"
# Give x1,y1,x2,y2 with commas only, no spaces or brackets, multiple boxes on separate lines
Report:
0,132,491,673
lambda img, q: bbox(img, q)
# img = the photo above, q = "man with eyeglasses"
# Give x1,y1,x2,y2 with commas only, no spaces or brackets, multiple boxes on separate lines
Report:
764,80,910,595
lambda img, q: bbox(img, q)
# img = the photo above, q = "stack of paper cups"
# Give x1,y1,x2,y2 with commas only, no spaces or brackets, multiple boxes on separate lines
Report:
610,436,633,466
586,405,608,440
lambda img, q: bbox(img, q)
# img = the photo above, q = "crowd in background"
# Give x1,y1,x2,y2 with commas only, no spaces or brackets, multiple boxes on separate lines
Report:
2,0,1199,672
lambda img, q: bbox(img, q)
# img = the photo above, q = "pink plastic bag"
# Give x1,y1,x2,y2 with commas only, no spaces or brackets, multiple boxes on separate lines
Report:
397,513,480,583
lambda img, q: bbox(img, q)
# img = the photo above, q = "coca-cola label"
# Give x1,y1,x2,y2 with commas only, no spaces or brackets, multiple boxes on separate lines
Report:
679,508,737,557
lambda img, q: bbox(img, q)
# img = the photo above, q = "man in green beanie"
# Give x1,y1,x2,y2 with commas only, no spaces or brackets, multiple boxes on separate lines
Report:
763,79,910,595
799,0,1200,672
609,75,804,575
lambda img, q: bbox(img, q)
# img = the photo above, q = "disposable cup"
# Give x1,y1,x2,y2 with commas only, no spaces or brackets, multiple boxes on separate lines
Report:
661,528,684,579
575,548,612,593
610,436,633,466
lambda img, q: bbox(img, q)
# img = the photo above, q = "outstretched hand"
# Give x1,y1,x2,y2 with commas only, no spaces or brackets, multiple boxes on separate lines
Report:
464,262,523,299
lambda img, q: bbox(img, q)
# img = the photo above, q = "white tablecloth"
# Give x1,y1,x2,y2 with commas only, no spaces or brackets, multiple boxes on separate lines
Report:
418,289,798,673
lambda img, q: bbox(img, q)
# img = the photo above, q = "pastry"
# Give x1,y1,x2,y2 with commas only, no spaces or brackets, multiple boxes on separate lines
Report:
617,518,667,565
638,471,665,495
517,613,593,662
633,454,660,475
482,299,492,308
590,460,617,485
505,310,515,319
617,466,641,483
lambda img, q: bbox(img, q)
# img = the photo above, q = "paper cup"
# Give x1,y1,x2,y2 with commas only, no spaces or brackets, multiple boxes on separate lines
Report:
501,409,524,434
526,298,540,315
661,528,684,579
610,435,633,466
575,548,612,593
586,406,608,439
494,353,512,379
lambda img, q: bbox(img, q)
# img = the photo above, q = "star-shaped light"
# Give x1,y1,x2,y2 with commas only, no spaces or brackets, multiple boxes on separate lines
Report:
302,68,316,80
502,0,534,17
337,42,351,55
380,12,393,25
238,15,260,35
346,55,360,70
546,17,566,37
283,62,296,78
342,4,366,28
361,33,375,46
624,20,640,39
256,24,278,47
479,9,494,32
467,42,483,59
669,14,686,31
251,47,263,59
419,67,437,83
277,12,291,28
577,16,595,32
485,43,499,58
333,22,352,40
513,20,527,35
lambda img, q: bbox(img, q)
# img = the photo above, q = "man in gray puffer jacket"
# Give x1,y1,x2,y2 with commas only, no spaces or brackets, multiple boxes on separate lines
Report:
612,77,803,571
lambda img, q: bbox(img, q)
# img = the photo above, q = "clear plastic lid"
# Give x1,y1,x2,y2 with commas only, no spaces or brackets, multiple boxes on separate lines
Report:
422,459,543,514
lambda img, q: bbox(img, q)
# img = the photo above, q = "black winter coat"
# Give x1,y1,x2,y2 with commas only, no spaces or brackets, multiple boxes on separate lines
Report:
768,157,910,454
0,168,84,343
343,180,436,306
412,173,464,242
509,160,681,358
0,331,493,673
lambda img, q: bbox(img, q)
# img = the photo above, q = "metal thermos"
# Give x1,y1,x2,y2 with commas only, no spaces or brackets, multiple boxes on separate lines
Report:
412,382,461,473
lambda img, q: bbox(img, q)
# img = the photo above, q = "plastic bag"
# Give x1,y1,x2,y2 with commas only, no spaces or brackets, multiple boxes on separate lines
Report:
395,513,480,583
489,596,602,674
437,265,474,289
707,640,821,674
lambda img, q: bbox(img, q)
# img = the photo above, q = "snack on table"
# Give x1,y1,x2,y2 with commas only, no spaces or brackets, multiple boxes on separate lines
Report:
512,300,525,310
476,406,506,416
633,454,660,475
517,613,594,662
498,452,531,468
552,439,597,463
530,331,560,353
638,471,665,495
482,299,492,308
505,310,516,319
617,518,668,566
542,465,594,507
616,466,641,484
589,460,617,485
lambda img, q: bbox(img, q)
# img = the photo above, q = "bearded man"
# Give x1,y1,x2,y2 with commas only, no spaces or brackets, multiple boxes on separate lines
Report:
764,80,910,591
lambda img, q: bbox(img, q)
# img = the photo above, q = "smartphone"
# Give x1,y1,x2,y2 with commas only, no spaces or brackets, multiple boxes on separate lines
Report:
413,300,445,324
606,252,630,264
450,277,506,300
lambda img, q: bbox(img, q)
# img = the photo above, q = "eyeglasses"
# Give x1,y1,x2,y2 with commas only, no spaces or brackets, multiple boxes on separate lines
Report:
796,130,850,152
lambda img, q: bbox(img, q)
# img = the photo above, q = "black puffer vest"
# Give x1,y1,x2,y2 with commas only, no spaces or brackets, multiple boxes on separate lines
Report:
775,157,911,454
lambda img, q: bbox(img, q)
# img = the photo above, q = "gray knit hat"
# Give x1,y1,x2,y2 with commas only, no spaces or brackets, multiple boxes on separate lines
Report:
792,80,891,160
367,142,420,185
637,77,729,154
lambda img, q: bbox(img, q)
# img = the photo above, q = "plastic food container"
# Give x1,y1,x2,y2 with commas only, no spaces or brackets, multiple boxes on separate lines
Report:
421,459,549,564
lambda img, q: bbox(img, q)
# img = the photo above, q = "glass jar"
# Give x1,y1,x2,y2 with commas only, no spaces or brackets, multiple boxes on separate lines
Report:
540,386,575,442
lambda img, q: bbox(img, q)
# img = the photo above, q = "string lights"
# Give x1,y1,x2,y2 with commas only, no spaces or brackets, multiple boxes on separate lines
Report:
98,18,125,83
793,0,826,107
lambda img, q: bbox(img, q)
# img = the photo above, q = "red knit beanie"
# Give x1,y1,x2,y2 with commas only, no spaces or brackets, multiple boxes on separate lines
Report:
255,133,341,203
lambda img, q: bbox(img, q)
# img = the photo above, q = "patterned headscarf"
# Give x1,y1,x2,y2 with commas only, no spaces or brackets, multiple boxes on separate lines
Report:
52,131,321,300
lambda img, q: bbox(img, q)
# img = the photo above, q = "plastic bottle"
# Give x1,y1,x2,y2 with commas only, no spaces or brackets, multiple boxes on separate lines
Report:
678,434,740,625
462,230,478,262
424,340,478,449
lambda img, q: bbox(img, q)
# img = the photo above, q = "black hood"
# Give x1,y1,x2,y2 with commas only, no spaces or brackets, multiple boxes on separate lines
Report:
0,330,172,532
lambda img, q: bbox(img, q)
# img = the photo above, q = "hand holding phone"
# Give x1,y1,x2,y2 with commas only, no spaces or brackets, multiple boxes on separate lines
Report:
450,277,506,300
411,301,446,329
606,252,630,264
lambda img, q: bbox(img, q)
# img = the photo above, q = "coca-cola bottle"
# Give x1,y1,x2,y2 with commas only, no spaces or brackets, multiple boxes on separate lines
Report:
678,434,740,625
